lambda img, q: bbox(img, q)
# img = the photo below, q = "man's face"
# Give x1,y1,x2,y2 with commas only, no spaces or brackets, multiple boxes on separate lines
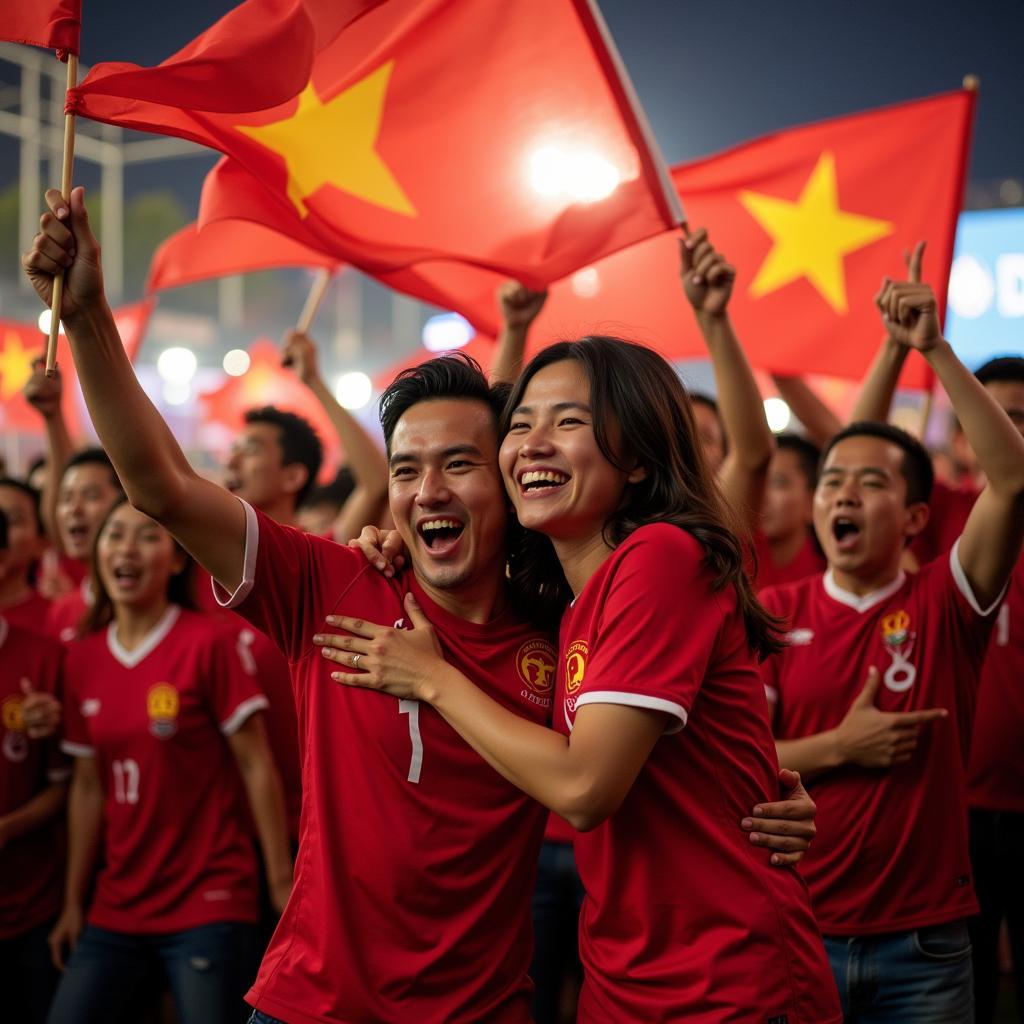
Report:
813,435,928,582
224,422,304,511
761,448,814,542
388,399,509,594
0,485,43,584
693,402,725,473
56,464,121,561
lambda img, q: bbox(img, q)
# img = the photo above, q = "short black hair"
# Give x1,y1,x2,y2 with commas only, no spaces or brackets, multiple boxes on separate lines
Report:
822,421,934,505
0,477,44,535
62,448,123,492
378,353,506,455
775,433,821,490
975,356,1024,387
244,406,324,506
26,454,46,479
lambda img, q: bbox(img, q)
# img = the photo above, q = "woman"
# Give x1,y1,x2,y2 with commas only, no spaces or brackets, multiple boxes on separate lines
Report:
49,498,292,1024
318,338,841,1021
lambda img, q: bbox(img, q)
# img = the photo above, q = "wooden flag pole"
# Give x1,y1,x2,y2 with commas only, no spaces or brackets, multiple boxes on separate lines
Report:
296,268,332,333
45,54,79,377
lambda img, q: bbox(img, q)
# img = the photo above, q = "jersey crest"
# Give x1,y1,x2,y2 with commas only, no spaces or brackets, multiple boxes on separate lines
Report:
517,640,556,694
1,696,28,762
147,683,180,739
881,609,917,692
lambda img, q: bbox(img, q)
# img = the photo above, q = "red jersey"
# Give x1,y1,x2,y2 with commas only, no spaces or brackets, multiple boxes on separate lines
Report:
761,544,999,935
557,524,840,1024
60,605,266,933
1,589,53,635
0,616,67,939
47,579,92,642
911,479,978,565
215,500,552,1024
752,528,827,590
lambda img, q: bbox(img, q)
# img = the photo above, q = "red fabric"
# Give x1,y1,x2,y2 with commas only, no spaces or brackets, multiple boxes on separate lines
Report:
761,554,996,935
0,589,53,634
46,581,89,642
0,616,67,940
217,503,548,1024
72,0,678,284
557,524,839,1022
0,0,80,56
61,606,264,932
911,478,978,565
752,529,827,591
383,89,974,386
146,218,339,293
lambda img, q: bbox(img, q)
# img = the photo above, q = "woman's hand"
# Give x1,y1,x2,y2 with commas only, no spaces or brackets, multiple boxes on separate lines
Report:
741,769,817,867
348,525,407,578
313,592,445,700
48,903,84,971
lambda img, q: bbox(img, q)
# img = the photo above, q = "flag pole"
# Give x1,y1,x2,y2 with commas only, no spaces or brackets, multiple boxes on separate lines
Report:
45,54,78,377
296,268,332,333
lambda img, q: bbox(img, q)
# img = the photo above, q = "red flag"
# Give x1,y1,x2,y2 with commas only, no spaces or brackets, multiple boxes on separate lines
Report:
381,89,974,389
147,218,340,294
0,0,81,57
112,299,157,363
69,0,680,284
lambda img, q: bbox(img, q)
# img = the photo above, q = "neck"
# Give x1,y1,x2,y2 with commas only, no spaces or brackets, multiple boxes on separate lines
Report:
0,573,31,609
552,529,615,598
112,598,172,652
766,529,809,568
258,495,297,528
829,562,902,598
414,563,509,626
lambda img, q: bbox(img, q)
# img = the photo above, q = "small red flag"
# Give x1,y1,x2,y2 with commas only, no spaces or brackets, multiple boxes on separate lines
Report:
0,0,81,58
382,89,975,389
69,0,680,285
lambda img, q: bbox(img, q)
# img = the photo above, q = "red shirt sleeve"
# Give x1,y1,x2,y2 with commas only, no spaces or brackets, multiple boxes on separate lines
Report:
60,647,93,757
201,622,270,736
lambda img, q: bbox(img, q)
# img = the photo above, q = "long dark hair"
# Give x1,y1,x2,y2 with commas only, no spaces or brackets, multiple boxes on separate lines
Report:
503,337,783,659
78,496,196,636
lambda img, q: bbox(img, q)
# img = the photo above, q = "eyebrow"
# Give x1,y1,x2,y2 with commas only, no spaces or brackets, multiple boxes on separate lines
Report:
511,401,592,416
821,465,892,478
389,444,484,467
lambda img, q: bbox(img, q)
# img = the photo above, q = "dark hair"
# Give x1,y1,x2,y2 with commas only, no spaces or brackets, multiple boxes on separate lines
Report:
378,353,506,455
975,356,1024,387
0,477,44,536
775,434,821,490
0,507,8,551
79,496,196,636
244,406,323,507
821,421,934,505
300,467,355,512
503,337,783,659
27,454,47,479
62,448,123,492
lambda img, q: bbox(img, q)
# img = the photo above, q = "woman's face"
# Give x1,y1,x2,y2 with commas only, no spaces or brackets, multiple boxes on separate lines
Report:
97,504,183,611
499,360,641,541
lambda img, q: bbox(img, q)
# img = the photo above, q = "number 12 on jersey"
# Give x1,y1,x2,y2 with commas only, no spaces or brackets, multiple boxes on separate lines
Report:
399,700,423,784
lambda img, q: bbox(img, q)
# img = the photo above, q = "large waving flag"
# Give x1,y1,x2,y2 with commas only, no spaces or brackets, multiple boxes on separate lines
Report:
382,89,975,388
69,0,681,284
0,0,81,57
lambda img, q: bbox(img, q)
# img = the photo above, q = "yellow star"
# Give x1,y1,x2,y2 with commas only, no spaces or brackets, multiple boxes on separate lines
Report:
0,330,41,401
237,61,415,219
739,152,893,313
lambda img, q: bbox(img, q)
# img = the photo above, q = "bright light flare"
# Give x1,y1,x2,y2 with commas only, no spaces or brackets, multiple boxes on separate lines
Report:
335,371,372,410
528,145,621,203
162,382,191,406
222,349,251,376
422,313,473,353
764,397,791,434
37,309,65,336
156,346,198,385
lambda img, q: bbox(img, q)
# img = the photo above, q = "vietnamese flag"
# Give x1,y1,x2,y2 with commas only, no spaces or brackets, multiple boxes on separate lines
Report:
381,89,974,389
69,0,681,284
0,0,81,57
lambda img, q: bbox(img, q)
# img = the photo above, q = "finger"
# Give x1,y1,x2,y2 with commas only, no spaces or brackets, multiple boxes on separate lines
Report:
44,188,70,221
895,707,948,725
313,633,372,655
38,212,75,251
684,226,706,250
324,615,382,638
692,250,718,280
747,798,816,821
853,666,881,706
331,670,377,688
748,831,809,852
705,260,735,287
48,934,64,972
770,851,804,867
678,236,693,274
874,277,890,312
381,532,405,565
777,768,801,791
22,248,65,278
33,231,75,268
68,185,98,257
20,677,36,696
742,817,815,840
907,240,926,283
404,591,432,630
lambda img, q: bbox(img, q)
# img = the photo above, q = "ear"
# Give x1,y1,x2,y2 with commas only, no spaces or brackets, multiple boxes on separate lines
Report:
281,463,310,499
627,463,647,485
903,501,930,542
170,546,188,576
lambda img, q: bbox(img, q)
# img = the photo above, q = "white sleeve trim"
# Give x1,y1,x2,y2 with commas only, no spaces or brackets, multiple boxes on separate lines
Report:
574,691,688,735
763,684,779,705
949,536,1007,617
212,498,260,610
220,694,270,736
60,741,95,758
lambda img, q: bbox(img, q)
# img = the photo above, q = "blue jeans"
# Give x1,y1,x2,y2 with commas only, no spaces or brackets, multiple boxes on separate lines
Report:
47,921,258,1024
248,1012,287,1023
824,920,974,1022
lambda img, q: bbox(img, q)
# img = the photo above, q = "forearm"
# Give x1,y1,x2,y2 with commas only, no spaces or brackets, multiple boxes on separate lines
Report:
42,414,74,549
491,324,528,385
0,782,66,843
775,731,842,781
850,337,908,423
771,375,842,447
239,760,292,887
63,776,102,910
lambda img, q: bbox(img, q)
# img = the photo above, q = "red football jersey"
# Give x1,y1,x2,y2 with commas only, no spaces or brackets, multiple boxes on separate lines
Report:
557,524,840,1023
215,501,552,1024
1,589,53,635
761,543,999,935
60,605,266,933
752,528,827,591
0,616,67,940
46,580,92,643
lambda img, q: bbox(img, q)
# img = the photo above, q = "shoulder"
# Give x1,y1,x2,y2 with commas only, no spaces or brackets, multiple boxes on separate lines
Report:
760,574,819,615
615,522,704,569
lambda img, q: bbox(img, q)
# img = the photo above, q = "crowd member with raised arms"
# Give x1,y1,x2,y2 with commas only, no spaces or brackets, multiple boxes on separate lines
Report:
759,274,1024,1019
23,186,817,1024
48,497,291,1023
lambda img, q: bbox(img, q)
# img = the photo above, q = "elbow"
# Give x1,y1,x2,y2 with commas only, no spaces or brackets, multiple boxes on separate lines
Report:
123,471,191,525
560,780,620,834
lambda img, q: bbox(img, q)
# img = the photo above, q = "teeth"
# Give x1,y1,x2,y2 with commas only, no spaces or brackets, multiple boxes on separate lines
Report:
420,519,462,532
521,470,569,486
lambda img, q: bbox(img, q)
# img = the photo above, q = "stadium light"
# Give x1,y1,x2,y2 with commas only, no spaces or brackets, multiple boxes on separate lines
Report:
335,371,372,410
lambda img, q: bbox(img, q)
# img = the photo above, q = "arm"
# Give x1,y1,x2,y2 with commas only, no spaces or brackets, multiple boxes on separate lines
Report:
770,376,842,447
281,329,388,542
490,281,547,385
23,361,74,550
50,756,103,969
0,780,67,849
228,714,293,913
879,280,1024,608
22,187,246,593
680,231,774,524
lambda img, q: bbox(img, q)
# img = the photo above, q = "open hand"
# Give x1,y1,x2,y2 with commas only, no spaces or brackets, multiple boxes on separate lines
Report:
348,524,407,578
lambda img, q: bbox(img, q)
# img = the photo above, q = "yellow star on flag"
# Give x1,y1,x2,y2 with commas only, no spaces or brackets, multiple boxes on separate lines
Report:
0,330,41,401
237,61,415,219
739,152,893,313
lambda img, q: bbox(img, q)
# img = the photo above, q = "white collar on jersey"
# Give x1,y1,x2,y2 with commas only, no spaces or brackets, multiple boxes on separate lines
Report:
823,569,906,614
107,604,181,668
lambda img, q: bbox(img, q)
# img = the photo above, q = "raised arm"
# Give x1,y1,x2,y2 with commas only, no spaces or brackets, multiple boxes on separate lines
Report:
770,376,842,448
490,281,547,386
681,230,774,524
22,187,246,592
281,329,388,542
879,278,1024,607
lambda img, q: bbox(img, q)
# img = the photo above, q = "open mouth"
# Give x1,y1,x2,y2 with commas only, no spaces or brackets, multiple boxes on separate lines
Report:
66,523,90,546
112,565,143,584
519,469,570,495
832,517,861,551
417,517,465,553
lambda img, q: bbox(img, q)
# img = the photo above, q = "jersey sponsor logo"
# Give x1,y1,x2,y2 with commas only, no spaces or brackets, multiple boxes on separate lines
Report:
785,627,814,646
880,609,917,692
147,683,180,739
516,639,557,696
1,696,28,763
80,698,101,717
565,641,588,695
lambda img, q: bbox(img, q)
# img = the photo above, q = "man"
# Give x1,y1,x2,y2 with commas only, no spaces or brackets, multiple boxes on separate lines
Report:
761,278,1024,1020
24,187,817,1024
0,479,51,630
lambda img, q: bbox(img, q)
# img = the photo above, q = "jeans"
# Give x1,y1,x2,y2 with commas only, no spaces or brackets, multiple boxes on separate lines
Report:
47,921,258,1024
968,808,1024,1024
0,919,60,1024
530,839,585,1024
248,1012,287,1024
824,920,974,1023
